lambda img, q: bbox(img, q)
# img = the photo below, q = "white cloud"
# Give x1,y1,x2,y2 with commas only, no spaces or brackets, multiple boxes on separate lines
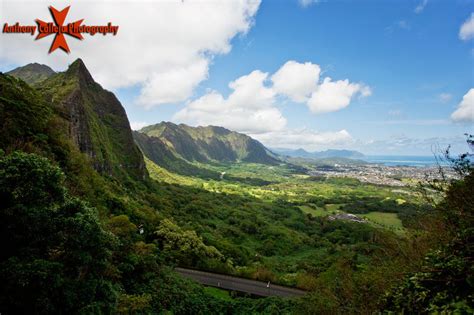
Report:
459,13,474,41
438,93,452,103
414,0,428,14
0,0,260,107
174,60,368,149
227,70,276,108
307,77,371,114
451,88,474,122
130,121,150,131
271,60,370,114
136,59,209,108
298,0,320,8
173,70,285,134
252,129,353,151
271,60,320,102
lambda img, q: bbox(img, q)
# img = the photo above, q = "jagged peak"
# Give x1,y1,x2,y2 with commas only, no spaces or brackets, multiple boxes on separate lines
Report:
65,58,94,84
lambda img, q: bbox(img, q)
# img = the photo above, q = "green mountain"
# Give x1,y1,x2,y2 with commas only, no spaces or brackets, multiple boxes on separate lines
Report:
26,59,146,180
133,122,280,177
6,62,56,85
133,130,222,179
1,59,470,314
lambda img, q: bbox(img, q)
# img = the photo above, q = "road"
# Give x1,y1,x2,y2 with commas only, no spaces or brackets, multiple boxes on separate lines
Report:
175,268,307,298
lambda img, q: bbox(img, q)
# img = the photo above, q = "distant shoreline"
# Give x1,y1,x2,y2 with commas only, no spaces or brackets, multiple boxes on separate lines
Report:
362,155,445,167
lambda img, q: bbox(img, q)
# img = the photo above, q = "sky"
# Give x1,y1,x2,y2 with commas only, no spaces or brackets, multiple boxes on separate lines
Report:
1,0,473,155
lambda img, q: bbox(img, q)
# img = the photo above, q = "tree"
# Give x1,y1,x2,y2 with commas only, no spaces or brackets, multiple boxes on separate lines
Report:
154,219,224,266
0,152,118,314
383,139,474,313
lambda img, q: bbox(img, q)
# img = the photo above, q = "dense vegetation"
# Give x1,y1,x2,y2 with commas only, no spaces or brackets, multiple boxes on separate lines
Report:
1,62,472,314
136,122,280,165
383,151,474,313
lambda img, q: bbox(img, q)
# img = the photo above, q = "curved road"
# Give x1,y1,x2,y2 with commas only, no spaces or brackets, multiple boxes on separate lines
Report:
175,268,306,298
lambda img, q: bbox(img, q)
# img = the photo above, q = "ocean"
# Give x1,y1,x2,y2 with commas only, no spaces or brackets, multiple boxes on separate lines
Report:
362,155,445,167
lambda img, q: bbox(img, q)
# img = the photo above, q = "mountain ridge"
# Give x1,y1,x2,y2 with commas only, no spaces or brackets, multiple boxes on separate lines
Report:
135,121,280,168
7,59,147,180
7,62,56,85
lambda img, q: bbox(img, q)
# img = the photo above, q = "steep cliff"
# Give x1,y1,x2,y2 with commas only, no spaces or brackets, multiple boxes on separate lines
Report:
34,59,147,179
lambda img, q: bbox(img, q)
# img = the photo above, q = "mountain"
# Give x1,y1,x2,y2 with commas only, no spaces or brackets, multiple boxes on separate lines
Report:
134,122,280,168
6,59,146,180
6,62,56,85
133,130,222,179
274,148,365,159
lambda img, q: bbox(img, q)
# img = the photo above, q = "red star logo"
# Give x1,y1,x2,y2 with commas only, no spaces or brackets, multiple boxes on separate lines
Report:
35,6,83,53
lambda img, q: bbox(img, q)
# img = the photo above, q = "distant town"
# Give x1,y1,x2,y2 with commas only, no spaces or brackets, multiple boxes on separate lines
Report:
308,162,457,187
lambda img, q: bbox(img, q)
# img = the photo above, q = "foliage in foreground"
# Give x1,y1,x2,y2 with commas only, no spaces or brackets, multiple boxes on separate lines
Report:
383,152,474,313
1,69,472,313
0,151,301,314
0,151,118,313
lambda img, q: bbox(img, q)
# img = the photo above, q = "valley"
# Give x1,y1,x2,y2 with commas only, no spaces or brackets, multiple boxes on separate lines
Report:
0,60,471,314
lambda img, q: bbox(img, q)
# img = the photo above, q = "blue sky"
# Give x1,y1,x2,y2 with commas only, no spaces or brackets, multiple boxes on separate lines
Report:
1,0,473,155
116,0,473,155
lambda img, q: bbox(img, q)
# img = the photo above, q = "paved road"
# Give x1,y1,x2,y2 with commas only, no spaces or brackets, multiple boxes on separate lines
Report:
175,268,306,298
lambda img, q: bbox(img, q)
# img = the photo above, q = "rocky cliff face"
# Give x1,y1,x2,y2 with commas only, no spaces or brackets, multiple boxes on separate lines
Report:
36,59,147,180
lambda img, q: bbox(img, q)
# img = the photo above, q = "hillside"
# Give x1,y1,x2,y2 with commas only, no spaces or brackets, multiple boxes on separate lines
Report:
133,122,280,177
1,59,469,314
133,130,222,179
7,62,56,85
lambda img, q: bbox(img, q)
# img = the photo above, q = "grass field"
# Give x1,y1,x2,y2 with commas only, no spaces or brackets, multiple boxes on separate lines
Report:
361,212,405,234
299,205,328,217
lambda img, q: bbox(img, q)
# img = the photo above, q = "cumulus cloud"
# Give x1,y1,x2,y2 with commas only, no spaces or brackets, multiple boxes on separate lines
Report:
307,77,371,114
173,70,286,134
252,129,353,151
459,13,474,41
414,0,428,14
271,60,320,102
451,88,474,122
175,60,370,134
174,60,368,150
0,0,260,107
271,60,370,114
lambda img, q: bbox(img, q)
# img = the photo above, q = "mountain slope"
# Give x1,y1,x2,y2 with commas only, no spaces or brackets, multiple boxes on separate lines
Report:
34,59,146,180
136,122,280,166
133,131,222,179
7,62,56,85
